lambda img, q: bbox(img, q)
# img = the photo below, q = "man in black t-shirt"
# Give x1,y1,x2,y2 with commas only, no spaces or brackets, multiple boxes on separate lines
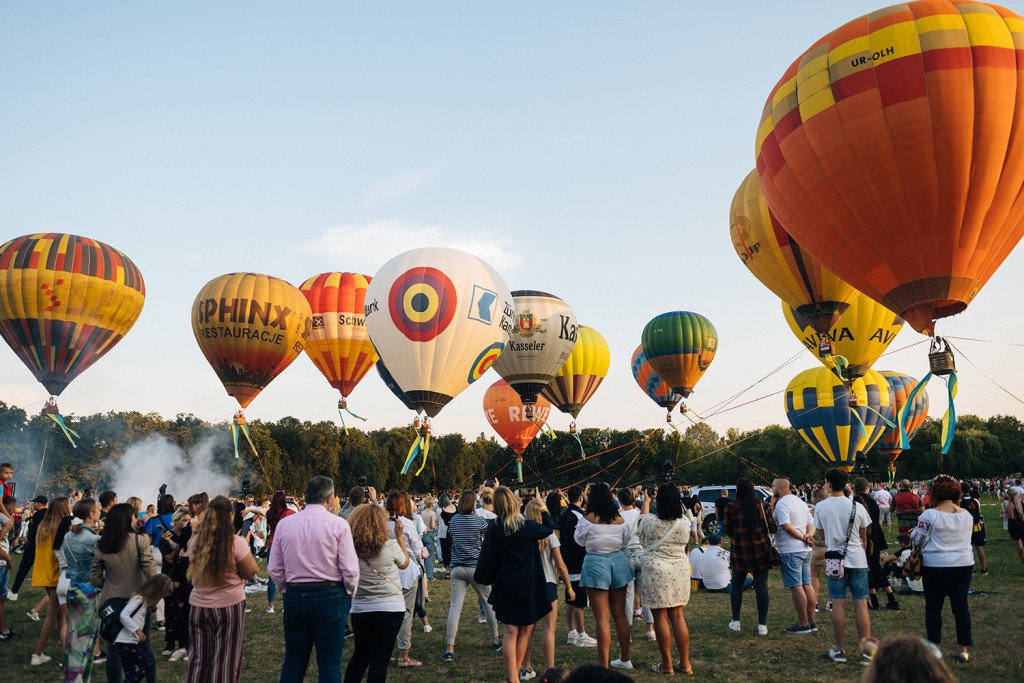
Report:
558,485,596,647
714,489,731,526
8,495,47,599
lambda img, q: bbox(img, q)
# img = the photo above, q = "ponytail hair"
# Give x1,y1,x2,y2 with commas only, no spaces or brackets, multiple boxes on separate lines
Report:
71,499,96,534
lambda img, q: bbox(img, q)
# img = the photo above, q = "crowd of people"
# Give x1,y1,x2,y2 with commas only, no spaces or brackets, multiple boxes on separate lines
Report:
0,460,1018,682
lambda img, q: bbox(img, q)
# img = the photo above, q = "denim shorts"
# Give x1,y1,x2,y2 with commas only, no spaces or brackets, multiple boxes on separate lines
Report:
779,551,812,588
580,551,633,590
0,563,8,597
827,567,869,600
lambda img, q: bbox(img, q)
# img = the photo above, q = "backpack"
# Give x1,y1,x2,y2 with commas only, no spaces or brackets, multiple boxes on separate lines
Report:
99,597,143,641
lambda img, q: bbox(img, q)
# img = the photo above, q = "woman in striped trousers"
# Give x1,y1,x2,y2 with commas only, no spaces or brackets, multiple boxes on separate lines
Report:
185,496,259,683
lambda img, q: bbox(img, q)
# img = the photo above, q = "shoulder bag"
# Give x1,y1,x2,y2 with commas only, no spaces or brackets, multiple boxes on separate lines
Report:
642,517,685,555
824,499,858,580
758,502,781,569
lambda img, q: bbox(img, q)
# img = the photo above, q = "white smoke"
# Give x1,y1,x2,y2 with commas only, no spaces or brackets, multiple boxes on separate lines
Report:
105,433,233,504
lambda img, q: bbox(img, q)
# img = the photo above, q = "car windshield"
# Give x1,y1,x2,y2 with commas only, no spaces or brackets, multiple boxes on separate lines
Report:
698,489,732,503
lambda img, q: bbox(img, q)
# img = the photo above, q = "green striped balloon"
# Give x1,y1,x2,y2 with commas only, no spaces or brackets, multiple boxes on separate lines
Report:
640,311,717,398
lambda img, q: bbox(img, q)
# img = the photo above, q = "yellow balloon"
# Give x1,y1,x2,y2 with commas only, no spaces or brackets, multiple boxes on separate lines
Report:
540,325,610,418
730,169,856,335
192,273,313,409
783,292,904,379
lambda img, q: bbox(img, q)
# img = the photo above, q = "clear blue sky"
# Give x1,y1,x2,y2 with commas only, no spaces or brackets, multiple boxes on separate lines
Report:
2,1,1023,439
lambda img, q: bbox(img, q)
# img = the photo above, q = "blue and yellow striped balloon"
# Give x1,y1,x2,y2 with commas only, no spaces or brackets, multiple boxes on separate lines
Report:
784,367,893,471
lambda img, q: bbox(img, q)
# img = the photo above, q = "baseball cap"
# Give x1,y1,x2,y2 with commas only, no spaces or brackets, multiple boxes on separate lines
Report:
31,495,48,504
708,533,722,545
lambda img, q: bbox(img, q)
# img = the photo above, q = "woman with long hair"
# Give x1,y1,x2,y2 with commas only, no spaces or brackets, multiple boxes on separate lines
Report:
385,491,425,668
443,490,500,661
92,503,160,682
575,482,633,670
639,484,694,675
62,498,102,681
185,495,257,683
344,503,409,683
264,491,294,614
518,497,573,679
485,488,553,683
30,496,71,666
125,498,144,529
722,477,775,635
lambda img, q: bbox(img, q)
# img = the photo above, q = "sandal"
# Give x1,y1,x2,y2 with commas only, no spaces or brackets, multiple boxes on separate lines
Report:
651,663,675,675
397,659,422,668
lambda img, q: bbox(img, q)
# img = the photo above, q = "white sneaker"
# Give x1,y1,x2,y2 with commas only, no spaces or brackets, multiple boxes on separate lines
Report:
31,653,52,666
477,615,486,624
6,591,17,602
728,620,741,632
633,608,643,618
757,624,768,636
645,631,657,640
265,605,275,614
169,648,187,662
610,659,633,670
575,633,597,647
566,629,579,645
26,610,40,622
423,624,432,633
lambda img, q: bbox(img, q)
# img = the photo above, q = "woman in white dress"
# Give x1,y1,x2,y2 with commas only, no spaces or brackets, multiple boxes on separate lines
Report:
638,484,694,676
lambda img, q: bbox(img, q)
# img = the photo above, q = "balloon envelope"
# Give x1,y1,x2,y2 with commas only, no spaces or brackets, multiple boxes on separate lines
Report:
641,312,717,398
783,292,903,379
785,367,893,471
875,371,930,460
484,379,552,455
756,1,1024,335
300,272,379,397
375,360,417,413
0,233,145,396
192,273,313,409
492,290,577,406
730,169,855,334
630,345,682,412
364,247,513,418
541,325,609,419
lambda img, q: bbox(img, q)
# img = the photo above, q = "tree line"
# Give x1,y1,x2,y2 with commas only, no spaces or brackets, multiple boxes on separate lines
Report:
1,400,1022,497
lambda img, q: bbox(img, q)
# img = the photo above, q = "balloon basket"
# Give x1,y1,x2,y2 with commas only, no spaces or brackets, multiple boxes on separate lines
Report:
928,337,956,376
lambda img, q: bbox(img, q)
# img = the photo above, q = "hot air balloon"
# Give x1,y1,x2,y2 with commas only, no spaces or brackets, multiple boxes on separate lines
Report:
0,233,146,445
730,169,856,335
783,292,904,380
300,272,379,428
785,367,893,471
192,273,313,457
641,312,717,399
540,325,609,419
365,247,513,474
874,371,929,481
484,379,553,482
756,1,1024,339
630,345,682,424
492,290,577,418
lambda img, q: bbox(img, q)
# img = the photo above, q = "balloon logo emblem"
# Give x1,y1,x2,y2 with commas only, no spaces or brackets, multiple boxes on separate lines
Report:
389,267,457,342
468,342,505,384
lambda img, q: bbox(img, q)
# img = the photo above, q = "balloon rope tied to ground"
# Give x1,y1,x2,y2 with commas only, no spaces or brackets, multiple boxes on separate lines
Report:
231,412,258,460
43,398,78,448
401,420,432,476
337,398,367,434
900,338,958,454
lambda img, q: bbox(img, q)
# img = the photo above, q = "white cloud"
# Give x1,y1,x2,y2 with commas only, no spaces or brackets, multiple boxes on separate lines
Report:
363,165,443,209
297,219,521,273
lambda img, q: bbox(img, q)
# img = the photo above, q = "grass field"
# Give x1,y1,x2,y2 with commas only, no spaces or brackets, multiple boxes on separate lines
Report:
3,502,1022,682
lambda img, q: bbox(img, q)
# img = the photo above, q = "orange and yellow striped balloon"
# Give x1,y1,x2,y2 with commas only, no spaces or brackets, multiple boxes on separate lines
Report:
541,325,609,419
0,233,145,396
300,272,378,398
192,273,312,409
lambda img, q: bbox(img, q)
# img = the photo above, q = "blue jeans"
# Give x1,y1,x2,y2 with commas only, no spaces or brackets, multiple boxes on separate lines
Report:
280,585,352,683
268,576,277,603
421,531,436,580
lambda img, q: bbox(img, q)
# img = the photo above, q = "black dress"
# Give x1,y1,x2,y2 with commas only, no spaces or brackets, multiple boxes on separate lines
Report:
961,497,987,547
486,519,552,626
857,494,888,590
440,509,456,567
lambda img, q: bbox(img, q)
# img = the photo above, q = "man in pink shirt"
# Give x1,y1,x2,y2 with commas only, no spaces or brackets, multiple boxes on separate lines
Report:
269,476,360,683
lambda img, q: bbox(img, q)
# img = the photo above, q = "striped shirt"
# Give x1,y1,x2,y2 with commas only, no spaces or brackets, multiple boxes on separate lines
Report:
448,513,490,568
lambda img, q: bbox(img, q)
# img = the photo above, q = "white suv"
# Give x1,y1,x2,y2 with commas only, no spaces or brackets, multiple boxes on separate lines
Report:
691,485,772,535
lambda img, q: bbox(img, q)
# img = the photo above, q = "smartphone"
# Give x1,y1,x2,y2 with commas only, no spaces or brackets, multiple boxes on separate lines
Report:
157,524,168,533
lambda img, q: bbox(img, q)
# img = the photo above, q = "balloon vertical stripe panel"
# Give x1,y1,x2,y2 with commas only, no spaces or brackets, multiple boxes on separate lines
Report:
540,325,609,419
630,345,681,411
640,312,717,398
875,370,929,457
300,272,378,397
0,233,145,396
755,0,1024,334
